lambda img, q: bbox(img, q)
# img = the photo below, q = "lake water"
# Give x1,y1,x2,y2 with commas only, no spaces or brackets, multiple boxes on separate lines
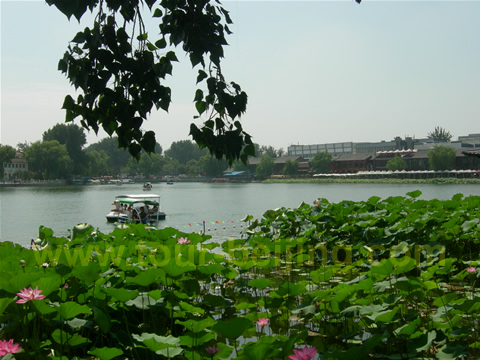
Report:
1,182,480,248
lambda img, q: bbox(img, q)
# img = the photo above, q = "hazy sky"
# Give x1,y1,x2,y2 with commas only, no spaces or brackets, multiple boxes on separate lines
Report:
1,0,479,152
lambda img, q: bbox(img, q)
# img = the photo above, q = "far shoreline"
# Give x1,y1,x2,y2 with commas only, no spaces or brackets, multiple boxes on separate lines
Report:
2,177,480,187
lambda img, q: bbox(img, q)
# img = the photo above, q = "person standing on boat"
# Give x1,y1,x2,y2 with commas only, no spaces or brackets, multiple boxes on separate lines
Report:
139,207,148,224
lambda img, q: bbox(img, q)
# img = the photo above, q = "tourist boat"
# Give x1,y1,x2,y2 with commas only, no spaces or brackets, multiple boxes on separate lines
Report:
143,182,153,191
105,194,166,223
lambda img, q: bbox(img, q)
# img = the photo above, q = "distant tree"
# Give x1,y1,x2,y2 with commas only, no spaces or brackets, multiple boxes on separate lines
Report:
16,141,31,152
428,145,456,171
258,145,279,159
186,159,201,176
12,170,31,181
165,140,207,165
200,154,228,177
0,144,16,179
86,137,132,175
163,159,180,176
386,156,406,171
310,151,332,174
282,160,299,177
427,127,453,142
126,153,165,177
86,150,110,176
256,156,275,179
232,159,249,172
24,140,73,179
43,123,88,174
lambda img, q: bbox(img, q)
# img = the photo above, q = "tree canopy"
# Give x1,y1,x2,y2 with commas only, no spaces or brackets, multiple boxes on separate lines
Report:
24,140,73,179
0,144,16,179
386,156,406,171
47,0,254,165
310,151,332,174
42,123,88,174
164,140,206,165
255,156,275,180
282,159,299,177
428,145,456,171
427,126,453,142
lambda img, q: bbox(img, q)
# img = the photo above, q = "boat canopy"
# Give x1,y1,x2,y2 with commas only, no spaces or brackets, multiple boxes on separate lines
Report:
115,194,160,205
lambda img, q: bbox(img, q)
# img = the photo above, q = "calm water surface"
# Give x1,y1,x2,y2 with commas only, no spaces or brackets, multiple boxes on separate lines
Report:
1,182,479,247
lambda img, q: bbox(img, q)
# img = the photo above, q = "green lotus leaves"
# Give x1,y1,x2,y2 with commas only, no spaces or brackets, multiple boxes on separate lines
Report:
88,346,124,360
2,194,480,358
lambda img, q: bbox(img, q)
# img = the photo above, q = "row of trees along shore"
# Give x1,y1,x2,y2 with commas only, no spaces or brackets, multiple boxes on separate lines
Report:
1,124,468,182
0,123,289,181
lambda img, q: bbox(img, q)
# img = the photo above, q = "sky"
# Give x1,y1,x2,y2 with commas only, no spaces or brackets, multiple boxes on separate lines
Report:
1,0,479,152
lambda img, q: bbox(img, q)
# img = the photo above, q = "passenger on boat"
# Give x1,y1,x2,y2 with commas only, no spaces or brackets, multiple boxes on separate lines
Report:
139,207,148,224
111,200,122,213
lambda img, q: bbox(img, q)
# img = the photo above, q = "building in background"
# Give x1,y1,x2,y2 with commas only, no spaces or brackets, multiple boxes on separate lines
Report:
3,152,28,180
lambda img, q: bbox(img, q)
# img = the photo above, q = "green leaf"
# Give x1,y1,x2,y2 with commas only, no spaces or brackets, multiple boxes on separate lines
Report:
179,331,215,347
155,37,167,49
197,70,208,84
127,268,165,286
175,317,216,333
195,101,207,115
32,300,58,316
367,307,398,323
162,259,195,277
132,333,180,352
153,8,163,17
88,347,124,360
155,347,183,358
104,288,139,303
147,42,157,51
241,342,281,360
59,302,91,320
213,317,251,339
194,89,204,102
0,298,13,315
166,51,178,62
394,317,420,336
33,276,61,297
370,259,394,280
52,329,89,346
407,330,436,353
71,261,101,282
62,95,75,111
71,31,86,43
93,306,111,333
179,301,205,315
125,295,158,310
436,343,469,359
406,190,422,198
433,292,458,308
247,278,275,289
141,131,156,153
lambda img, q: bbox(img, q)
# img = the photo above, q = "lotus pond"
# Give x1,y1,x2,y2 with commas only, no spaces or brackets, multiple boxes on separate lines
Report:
1,190,480,359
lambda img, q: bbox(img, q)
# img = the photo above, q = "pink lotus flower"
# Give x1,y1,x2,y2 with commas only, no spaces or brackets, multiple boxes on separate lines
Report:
205,345,220,355
466,267,476,273
0,339,22,356
288,346,317,360
16,286,46,304
256,318,269,327
177,237,191,245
